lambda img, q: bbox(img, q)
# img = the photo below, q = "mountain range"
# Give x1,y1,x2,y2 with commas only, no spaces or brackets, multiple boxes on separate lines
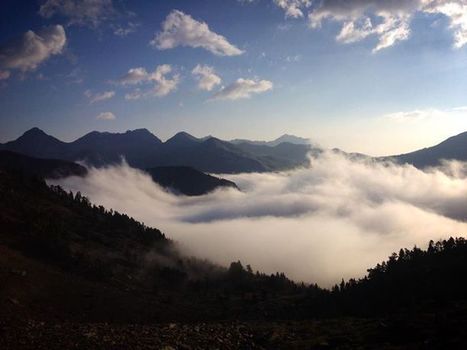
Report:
230,134,311,147
1,128,467,174
0,128,312,173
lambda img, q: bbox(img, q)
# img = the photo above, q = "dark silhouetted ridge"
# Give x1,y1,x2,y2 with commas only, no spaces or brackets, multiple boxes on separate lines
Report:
146,166,239,196
387,131,467,168
0,150,87,179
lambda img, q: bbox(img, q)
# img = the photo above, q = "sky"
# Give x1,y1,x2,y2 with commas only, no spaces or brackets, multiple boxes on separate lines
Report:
0,0,466,156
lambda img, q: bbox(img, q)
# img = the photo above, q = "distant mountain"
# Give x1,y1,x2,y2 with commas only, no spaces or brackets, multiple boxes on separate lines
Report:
386,131,467,168
1,128,312,173
165,131,202,146
154,134,269,173
230,134,310,147
0,127,68,159
234,142,314,170
146,166,238,196
70,129,162,168
0,150,87,179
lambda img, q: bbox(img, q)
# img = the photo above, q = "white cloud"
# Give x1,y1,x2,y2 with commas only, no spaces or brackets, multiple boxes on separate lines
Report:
0,25,66,72
118,64,180,99
39,0,115,27
192,64,222,91
212,78,273,100
0,70,10,80
335,18,374,43
274,0,311,18
84,90,115,103
424,1,467,48
150,64,180,97
96,111,116,120
53,154,467,286
118,67,148,85
383,106,466,122
238,0,466,50
306,0,467,51
151,10,244,56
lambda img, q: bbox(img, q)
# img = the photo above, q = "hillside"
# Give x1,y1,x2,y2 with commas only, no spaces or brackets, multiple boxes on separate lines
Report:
146,166,239,196
387,131,467,168
0,168,310,324
0,150,87,179
2,169,467,347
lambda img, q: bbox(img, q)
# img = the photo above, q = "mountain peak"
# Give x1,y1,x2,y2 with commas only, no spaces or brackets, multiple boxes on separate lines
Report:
166,131,200,144
18,128,62,144
22,127,48,137
273,134,310,145
75,128,162,145
125,128,151,135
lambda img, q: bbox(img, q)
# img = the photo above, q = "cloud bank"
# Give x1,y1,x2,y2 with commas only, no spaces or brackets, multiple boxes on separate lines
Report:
53,153,467,287
151,10,244,56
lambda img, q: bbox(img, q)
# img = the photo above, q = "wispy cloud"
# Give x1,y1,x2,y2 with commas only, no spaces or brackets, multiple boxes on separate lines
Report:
96,111,116,120
84,90,115,103
211,78,273,100
39,0,115,28
383,106,467,122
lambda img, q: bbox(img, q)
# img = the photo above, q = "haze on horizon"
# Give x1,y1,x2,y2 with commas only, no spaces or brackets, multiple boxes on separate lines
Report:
1,0,467,156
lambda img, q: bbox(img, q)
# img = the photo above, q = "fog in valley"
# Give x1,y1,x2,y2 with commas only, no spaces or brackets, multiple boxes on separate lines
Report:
52,153,467,287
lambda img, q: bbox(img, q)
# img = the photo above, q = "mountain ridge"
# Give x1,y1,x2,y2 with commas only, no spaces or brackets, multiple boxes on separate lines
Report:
230,133,311,147
0,128,312,173
383,131,467,167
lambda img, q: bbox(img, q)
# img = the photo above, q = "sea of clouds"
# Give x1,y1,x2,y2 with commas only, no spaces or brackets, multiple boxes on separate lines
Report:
51,152,467,287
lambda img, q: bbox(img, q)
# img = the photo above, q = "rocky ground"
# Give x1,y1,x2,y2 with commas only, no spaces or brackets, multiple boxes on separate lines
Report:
2,313,465,350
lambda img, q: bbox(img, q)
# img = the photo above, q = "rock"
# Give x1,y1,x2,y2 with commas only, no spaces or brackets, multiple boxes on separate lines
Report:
8,298,19,305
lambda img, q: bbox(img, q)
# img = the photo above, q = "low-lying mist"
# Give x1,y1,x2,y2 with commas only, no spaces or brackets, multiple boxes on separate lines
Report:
51,153,467,287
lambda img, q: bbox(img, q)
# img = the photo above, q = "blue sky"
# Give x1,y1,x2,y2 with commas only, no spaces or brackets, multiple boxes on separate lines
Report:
0,0,466,155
